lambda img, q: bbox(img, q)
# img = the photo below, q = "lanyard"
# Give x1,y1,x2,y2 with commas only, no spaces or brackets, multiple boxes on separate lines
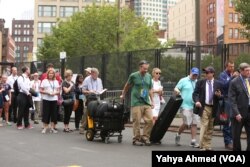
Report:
240,75,249,96
48,80,54,91
139,73,145,88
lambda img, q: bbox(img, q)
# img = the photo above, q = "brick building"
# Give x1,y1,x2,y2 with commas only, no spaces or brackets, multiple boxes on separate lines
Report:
12,19,34,62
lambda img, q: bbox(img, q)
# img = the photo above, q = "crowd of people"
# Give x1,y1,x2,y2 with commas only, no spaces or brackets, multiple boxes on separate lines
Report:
121,60,249,151
1,60,249,151
0,63,103,135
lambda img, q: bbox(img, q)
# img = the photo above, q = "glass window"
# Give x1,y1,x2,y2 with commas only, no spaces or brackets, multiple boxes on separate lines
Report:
38,22,56,33
229,28,233,38
38,5,56,17
60,6,79,17
229,0,234,7
16,46,20,52
234,29,239,39
234,13,238,23
24,46,29,52
229,13,233,22
16,53,20,58
37,38,43,47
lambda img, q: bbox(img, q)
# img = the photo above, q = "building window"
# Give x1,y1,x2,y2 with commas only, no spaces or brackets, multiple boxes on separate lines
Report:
16,46,20,52
229,13,233,22
37,38,43,47
229,0,234,7
234,13,238,23
229,28,233,38
38,22,56,33
38,5,56,17
208,3,214,13
234,29,239,39
24,46,29,52
60,6,79,17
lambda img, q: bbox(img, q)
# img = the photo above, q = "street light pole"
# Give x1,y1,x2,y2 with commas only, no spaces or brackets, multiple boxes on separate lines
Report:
117,0,121,52
195,0,201,71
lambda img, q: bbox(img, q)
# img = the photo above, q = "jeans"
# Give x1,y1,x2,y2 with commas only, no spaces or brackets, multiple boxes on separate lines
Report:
223,99,233,145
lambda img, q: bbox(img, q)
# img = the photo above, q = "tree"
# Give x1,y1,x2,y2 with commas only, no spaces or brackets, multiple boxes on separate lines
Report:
37,5,160,60
234,0,250,40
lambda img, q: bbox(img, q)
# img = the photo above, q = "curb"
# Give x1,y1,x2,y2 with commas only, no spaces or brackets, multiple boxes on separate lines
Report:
124,123,247,139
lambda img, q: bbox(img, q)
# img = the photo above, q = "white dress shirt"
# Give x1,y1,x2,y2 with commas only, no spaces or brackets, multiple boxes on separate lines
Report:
18,74,31,95
7,74,18,92
205,79,214,105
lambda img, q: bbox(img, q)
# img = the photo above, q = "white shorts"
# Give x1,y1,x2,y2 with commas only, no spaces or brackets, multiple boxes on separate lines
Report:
181,108,200,126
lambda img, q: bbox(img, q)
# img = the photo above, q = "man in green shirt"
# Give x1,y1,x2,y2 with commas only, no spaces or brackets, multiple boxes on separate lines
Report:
120,60,154,146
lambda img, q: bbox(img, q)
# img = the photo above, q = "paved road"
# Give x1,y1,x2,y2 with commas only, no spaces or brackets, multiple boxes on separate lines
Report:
0,122,247,167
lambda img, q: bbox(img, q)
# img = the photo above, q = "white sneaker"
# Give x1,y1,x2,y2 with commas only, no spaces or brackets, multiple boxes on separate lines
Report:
190,141,200,148
175,133,181,146
41,128,47,134
6,122,12,126
0,123,3,127
50,128,58,134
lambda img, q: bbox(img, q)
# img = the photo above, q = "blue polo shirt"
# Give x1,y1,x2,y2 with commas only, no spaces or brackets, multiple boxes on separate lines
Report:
175,76,197,110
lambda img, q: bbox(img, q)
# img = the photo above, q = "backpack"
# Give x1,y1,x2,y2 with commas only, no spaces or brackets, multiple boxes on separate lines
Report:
13,76,24,96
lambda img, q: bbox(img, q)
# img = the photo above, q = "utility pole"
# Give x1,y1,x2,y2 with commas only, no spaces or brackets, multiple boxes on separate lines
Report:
195,0,201,71
117,0,121,52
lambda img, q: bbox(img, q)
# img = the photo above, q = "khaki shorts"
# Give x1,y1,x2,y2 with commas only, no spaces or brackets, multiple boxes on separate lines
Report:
181,108,200,126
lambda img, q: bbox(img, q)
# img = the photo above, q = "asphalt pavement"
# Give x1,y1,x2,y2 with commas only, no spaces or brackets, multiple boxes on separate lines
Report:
0,120,247,167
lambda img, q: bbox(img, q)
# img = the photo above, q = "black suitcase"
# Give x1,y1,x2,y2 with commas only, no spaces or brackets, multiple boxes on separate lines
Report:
150,95,183,142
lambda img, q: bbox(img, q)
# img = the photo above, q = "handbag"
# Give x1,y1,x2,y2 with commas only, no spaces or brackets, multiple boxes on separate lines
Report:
214,99,229,125
57,95,63,105
73,99,79,111
63,99,74,106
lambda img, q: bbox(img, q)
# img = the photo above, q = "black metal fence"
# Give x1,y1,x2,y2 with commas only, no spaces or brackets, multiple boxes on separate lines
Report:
12,42,250,91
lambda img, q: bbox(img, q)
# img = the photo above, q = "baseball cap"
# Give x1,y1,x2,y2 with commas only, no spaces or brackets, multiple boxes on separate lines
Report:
202,66,215,73
191,67,199,75
84,67,92,73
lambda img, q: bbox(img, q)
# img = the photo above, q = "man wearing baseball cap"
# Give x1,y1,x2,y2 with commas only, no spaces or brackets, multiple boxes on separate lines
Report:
174,67,200,148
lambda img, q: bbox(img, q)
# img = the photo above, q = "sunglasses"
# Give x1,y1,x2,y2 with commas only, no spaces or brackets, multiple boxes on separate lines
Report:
155,72,161,75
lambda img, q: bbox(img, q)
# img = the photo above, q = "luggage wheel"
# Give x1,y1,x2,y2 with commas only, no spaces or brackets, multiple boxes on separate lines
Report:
105,137,110,144
86,129,94,141
118,136,122,143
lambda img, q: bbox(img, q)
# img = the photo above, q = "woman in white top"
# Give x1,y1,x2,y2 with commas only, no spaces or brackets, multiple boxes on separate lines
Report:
151,68,163,124
30,72,41,124
40,69,60,134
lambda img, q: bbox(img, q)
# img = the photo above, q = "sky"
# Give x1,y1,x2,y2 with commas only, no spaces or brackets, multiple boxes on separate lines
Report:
0,0,34,29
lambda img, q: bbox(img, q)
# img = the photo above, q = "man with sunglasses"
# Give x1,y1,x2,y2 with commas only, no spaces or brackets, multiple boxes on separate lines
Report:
120,60,154,146
218,60,239,150
193,66,223,151
174,67,200,148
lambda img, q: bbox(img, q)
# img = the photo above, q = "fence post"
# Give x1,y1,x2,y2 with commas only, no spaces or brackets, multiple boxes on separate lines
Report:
61,59,65,80
43,61,47,73
101,54,107,88
154,49,161,68
80,56,85,74
127,51,132,78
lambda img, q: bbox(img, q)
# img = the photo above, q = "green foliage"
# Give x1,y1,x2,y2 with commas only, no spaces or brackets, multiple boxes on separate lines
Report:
234,0,250,40
201,55,222,78
234,53,250,69
37,5,160,60
161,38,176,48
161,55,186,82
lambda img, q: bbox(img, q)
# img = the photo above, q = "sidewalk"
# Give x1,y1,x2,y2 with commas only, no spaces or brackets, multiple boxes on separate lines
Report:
125,117,247,139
